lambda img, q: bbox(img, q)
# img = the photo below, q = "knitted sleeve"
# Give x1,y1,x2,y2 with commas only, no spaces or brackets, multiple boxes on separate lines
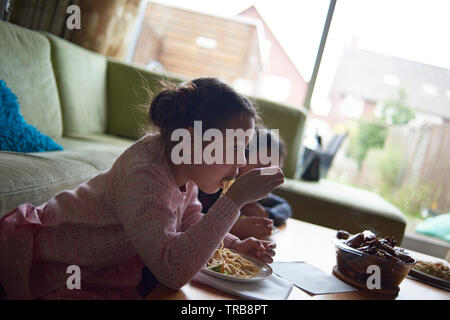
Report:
181,185,240,248
116,167,240,290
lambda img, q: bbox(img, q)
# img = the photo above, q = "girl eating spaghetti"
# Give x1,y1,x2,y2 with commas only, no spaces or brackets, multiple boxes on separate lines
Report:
0,78,283,299
198,127,292,240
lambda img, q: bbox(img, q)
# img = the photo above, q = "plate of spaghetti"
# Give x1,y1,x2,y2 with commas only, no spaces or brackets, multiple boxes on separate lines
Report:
202,241,273,282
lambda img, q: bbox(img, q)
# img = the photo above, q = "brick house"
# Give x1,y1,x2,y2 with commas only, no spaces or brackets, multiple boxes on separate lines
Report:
316,45,450,130
238,5,308,107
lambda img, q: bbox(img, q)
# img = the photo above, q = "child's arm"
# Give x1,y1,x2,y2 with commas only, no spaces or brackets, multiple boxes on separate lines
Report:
181,187,240,248
229,215,273,240
117,168,240,290
258,193,292,226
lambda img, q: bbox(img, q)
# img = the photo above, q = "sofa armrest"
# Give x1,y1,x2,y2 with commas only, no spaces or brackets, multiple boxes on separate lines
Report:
273,178,407,243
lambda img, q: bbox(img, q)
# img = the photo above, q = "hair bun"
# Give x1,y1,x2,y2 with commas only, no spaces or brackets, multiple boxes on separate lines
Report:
150,89,179,129
150,81,198,130
146,77,258,152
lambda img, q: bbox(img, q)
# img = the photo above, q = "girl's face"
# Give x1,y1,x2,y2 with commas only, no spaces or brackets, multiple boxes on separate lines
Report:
189,114,255,194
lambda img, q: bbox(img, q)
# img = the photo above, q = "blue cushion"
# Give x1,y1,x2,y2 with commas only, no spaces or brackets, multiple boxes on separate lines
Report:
0,80,63,152
416,214,450,242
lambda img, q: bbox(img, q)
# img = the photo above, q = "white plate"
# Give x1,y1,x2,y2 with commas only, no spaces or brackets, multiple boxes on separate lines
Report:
201,250,273,283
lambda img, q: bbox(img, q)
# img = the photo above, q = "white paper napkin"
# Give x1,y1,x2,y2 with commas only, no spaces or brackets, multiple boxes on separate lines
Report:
192,271,293,300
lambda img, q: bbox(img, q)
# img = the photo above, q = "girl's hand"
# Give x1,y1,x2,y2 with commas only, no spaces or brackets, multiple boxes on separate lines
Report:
226,166,284,209
230,216,273,240
229,237,276,264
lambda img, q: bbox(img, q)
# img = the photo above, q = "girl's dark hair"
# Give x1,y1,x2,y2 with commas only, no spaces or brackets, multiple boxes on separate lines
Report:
149,77,260,151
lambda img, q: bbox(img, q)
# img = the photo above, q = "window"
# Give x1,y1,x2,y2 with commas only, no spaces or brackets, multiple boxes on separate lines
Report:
310,0,450,251
421,83,437,96
303,118,331,149
373,101,384,119
383,74,400,87
311,96,332,116
126,1,325,108
339,95,365,119
260,75,291,102
195,36,217,49
233,78,254,95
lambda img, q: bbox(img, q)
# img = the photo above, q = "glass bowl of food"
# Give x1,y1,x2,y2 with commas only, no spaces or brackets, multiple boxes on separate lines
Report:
333,230,416,289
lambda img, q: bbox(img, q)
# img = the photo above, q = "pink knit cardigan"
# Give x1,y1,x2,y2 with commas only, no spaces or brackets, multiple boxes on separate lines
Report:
0,134,240,299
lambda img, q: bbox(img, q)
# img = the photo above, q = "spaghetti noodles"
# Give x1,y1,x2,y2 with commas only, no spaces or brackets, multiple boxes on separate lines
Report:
206,241,260,278
221,178,235,196
206,178,259,278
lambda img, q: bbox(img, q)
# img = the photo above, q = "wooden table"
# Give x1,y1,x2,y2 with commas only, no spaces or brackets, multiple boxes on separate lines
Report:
147,218,450,300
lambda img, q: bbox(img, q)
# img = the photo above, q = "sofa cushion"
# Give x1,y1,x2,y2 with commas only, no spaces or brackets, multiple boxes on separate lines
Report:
106,60,184,140
45,34,108,135
0,135,133,218
274,178,407,243
0,21,63,137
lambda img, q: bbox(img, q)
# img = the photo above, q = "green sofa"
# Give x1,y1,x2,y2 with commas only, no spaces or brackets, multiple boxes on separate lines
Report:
0,21,407,242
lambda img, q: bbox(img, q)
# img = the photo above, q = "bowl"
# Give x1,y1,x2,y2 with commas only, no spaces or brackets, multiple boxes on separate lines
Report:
333,238,416,288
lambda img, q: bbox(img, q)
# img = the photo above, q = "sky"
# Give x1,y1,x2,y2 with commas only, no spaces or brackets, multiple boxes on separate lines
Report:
147,0,450,106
